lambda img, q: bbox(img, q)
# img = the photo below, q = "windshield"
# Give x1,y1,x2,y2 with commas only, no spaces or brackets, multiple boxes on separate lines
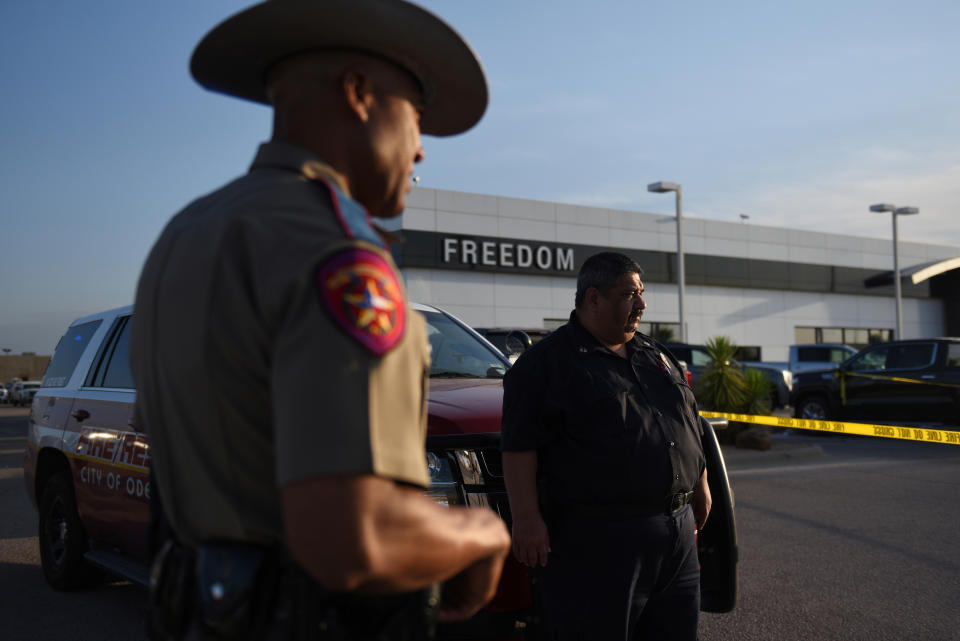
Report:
847,343,935,372
689,347,712,368
419,309,508,379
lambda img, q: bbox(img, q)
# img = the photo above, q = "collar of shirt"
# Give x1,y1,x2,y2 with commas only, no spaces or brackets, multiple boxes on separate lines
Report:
564,310,656,358
249,140,350,196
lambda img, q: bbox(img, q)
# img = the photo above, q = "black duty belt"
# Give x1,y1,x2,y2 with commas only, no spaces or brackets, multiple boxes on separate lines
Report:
149,540,437,640
554,491,695,520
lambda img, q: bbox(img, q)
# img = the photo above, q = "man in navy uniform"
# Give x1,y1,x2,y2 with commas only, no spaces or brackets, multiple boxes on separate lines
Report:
501,252,711,641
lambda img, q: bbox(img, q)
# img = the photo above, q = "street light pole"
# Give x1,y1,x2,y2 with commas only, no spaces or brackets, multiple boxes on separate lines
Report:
869,203,920,339
648,181,686,342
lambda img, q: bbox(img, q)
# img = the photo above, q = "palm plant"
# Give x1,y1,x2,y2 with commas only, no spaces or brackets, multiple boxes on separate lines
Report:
698,336,747,411
696,336,777,445
740,367,775,415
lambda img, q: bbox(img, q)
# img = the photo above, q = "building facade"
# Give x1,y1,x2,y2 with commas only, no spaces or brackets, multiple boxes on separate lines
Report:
0,355,52,386
386,187,959,362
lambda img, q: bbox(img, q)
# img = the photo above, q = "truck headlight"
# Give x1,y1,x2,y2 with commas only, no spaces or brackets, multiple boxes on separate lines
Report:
452,449,485,485
425,451,460,507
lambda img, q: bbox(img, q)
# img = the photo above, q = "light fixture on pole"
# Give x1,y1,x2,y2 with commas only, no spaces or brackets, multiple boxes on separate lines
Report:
869,203,920,339
647,181,686,342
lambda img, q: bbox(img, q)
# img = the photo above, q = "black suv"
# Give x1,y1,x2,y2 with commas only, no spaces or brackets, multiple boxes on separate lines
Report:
791,338,960,424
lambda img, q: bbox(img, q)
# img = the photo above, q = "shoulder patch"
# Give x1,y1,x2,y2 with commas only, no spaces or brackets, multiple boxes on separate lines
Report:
316,248,406,356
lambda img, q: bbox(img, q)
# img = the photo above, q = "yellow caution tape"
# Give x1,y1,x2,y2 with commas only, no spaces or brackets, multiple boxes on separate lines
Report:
836,371,960,406
840,371,960,388
700,411,960,446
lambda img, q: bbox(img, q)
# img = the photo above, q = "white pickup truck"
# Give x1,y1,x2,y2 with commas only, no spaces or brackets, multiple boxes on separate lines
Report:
743,343,857,375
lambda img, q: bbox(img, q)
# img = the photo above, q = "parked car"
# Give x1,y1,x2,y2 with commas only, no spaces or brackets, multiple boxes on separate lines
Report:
25,304,737,638
12,380,41,406
791,338,960,424
10,382,26,405
665,343,793,409
0,386,7,403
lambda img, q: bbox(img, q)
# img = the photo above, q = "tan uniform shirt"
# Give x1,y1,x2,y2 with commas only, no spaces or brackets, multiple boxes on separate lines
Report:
131,140,430,547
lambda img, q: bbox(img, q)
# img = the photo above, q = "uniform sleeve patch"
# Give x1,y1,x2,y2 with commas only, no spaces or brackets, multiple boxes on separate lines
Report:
316,248,406,356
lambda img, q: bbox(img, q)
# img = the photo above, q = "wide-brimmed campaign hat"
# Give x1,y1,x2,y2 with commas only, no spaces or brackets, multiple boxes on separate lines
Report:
190,0,488,136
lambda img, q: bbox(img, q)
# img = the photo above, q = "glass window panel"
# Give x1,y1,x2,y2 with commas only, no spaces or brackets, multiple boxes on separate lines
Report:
821,328,843,343
651,323,679,343
797,347,828,362
690,347,712,367
947,344,960,368
849,329,869,345
890,344,934,369
42,320,102,388
422,310,507,378
101,319,135,389
849,345,890,371
795,327,816,344
829,348,852,363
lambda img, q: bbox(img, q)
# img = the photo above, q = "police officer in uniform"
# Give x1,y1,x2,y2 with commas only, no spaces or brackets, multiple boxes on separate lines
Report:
130,1,510,638
501,252,711,641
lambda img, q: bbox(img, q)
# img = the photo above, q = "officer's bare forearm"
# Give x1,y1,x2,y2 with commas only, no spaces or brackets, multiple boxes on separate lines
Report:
694,468,709,500
502,450,550,566
501,450,540,519
283,475,509,593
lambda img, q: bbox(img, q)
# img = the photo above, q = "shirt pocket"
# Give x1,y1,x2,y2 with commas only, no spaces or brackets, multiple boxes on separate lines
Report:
671,377,701,428
571,375,628,436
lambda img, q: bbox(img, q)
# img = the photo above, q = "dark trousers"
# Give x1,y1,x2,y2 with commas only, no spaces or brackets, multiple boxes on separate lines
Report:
536,505,700,641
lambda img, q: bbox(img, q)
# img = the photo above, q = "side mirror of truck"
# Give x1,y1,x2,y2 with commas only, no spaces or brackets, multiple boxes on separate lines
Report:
503,330,533,359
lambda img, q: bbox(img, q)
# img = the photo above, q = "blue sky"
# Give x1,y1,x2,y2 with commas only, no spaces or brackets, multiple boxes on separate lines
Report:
2,0,959,354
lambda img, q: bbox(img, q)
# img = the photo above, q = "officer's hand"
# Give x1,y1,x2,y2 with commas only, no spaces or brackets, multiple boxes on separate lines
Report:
511,513,550,568
436,547,509,622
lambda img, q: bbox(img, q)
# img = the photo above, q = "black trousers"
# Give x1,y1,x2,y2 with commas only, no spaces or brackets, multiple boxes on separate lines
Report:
536,505,700,641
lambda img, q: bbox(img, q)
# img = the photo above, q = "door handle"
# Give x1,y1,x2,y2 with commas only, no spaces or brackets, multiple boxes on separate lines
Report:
71,409,91,422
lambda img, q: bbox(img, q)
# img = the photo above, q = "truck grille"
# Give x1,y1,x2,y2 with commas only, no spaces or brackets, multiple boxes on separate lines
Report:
478,447,503,478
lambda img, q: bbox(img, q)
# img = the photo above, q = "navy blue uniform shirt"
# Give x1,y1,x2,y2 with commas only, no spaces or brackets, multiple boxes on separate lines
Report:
501,312,705,511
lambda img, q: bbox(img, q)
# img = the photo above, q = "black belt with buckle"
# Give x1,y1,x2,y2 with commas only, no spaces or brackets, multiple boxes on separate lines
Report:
667,490,695,513
554,491,695,520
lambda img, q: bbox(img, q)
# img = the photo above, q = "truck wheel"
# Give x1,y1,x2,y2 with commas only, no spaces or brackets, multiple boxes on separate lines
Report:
38,471,92,590
796,396,829,421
